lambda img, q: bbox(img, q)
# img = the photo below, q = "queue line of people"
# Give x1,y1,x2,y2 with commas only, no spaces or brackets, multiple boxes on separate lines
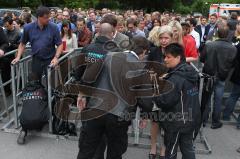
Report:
0,6,239,159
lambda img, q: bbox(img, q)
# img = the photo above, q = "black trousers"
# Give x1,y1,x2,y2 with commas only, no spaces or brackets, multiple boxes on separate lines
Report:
31,56,52,83
164,130,196,159
77,114,130,159
0,54,14,93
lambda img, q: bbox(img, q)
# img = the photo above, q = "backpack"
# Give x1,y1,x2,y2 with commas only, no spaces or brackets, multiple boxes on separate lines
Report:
52,93,77,136
19,81,49,131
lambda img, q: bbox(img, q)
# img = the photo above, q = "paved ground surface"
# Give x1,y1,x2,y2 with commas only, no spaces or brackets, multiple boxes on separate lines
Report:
0,122,239,159
0,71,239,159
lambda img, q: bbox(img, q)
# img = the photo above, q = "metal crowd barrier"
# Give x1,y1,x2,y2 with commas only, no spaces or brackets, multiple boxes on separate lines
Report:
1,48,32,131
1,48,82,137
47,48,82,133
0,48,31,123
0,51,14,121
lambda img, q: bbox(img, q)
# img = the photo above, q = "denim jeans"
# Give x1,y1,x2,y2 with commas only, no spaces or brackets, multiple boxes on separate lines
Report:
212,79,225,123
201,78,225,124
223,83,240,120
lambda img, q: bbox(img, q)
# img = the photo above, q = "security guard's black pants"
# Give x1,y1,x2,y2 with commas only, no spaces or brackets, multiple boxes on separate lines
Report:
77,113,130,159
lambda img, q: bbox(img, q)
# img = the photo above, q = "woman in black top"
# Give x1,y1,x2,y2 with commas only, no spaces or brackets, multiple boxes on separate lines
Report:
146,25,173,159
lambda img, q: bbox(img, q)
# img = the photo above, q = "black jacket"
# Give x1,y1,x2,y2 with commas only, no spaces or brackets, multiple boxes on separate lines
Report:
87,21,94,33
0,27,9,52
228,19,238,31
154,62,201,133
200,39,237,81
73,36,114,83
231,36,240,85
147,42,164,64
195,25,210,42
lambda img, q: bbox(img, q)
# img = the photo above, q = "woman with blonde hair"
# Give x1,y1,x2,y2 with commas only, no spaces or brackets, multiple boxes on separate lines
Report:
148,25,173,62
145,25,173,159
168,20,183,45
169,21,198,62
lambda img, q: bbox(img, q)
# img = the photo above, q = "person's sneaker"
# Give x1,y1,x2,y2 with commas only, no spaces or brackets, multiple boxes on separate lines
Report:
237,124,240,130
237,147,240,153
149,154,156,159
17,130,27,145
159,156,165,159
211,122,223,129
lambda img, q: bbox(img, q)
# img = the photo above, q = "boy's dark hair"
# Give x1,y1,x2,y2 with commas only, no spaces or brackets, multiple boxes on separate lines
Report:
21,12,32,24
131,36,149,56
15,19,24,27
210,13,218,18
77,17,86,24
101,14,118,27
127,18,138,27
165,43,186,61
188,18,197,27
200,16,207,20
3,16,13,25
36,6,50,18
181,22,190,28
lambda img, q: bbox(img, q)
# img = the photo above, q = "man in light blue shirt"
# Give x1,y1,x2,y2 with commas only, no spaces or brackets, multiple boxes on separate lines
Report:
127,18,146,38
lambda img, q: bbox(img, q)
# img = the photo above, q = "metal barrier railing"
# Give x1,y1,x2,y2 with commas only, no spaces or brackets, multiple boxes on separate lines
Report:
1,48,35,130
0,48,31,122
47,48,82,133
0,51,15,121
2,48,82,132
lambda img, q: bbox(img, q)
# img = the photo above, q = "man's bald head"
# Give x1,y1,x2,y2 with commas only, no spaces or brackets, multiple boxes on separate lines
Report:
99,23,114,39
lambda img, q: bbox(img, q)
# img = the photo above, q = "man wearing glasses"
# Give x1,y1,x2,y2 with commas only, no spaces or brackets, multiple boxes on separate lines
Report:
57,10,77,32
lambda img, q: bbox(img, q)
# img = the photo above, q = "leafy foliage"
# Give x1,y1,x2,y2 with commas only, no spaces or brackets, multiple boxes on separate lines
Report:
1,0,240,15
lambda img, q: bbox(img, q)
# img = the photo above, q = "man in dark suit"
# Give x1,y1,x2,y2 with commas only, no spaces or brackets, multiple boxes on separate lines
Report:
195,16,210,53
87,11,96,33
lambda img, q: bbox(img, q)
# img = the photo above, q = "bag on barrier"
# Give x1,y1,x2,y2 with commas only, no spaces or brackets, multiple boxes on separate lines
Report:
52,95,77,136
51,66,77,136
19,80,49,131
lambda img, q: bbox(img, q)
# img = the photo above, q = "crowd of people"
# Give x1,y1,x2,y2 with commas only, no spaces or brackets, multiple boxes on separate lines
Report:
0,5,240,159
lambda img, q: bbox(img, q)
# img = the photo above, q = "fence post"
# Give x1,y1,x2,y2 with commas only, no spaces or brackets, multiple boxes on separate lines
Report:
0,71,8,120
11,64,18,128
47,66,53,133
